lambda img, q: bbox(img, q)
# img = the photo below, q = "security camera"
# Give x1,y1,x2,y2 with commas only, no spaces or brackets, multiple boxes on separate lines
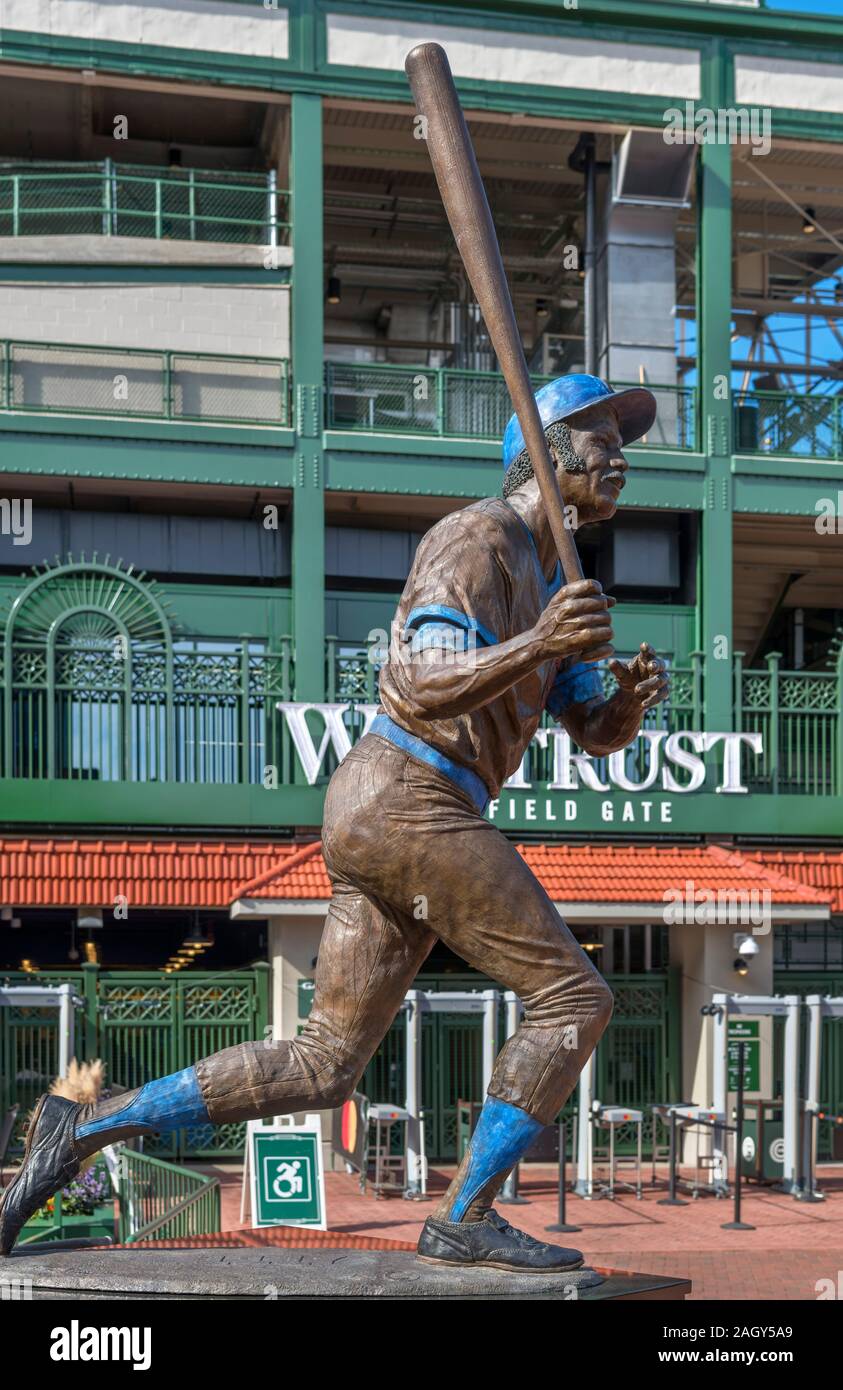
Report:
734,934,760,959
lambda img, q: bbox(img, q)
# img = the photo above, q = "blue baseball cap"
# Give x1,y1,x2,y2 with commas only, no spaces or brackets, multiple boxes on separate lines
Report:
502,373,657,471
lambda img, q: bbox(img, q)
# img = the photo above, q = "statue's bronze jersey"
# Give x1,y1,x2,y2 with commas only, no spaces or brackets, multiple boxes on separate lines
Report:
378,497,602,799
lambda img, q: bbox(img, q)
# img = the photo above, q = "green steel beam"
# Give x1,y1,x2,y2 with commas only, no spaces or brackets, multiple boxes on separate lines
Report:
698,39,734,731
0,779,838,835
734,466,843,518
393,0,843,43
324,443,706,509
0,266,290,285
0,779,324,828
0,412,295,450
290,90,326,701
0,417,296,488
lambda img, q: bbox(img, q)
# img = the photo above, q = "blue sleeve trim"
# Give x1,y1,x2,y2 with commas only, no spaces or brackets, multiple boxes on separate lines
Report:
411,622,471,653
404,605,498,648
546,661,604,717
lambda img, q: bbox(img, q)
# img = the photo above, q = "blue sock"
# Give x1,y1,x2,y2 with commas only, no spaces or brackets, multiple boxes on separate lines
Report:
447,1096,544,1222
75,1065,209,1141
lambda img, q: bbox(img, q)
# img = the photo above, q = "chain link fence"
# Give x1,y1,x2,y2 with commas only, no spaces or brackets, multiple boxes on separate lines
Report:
0,340,290,425
0,162,289,245
325,362,697,448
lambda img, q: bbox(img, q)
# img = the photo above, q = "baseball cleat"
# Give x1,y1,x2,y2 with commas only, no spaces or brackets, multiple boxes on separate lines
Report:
416,1209,584,1274
0,1094,82,1256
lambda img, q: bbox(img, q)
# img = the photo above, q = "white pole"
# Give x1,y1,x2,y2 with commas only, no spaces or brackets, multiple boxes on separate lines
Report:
499,991,521,1201
404,991,422,1195
481,989,499,1092
574,1049,595,1197
804,995,823,1191
711,993,728,1116
711,993,729,1187
782,995,800,1193
57,983,74,1078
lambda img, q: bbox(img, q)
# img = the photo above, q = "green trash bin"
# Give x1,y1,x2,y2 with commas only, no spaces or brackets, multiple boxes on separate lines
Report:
739,1100,784,1183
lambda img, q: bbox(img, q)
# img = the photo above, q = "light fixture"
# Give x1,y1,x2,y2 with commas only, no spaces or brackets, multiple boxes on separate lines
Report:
578,932,604,954
326,275,342,304
20,958,37,973
77,908,103,931
733,957,750,978
802,206,817,235
84,940,100,964
536,298,550,319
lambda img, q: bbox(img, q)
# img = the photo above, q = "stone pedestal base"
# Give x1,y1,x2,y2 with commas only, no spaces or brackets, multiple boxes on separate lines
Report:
7,1245,690,1300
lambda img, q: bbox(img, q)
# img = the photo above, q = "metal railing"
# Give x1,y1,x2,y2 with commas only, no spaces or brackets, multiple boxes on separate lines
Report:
0,966,271,1160
324,362,697,449
0,340,291,426
3,607,840,795
6,636,296,785
0,160,289,245
117,1149,221,1243
736,651,842,797
327,642,842,796
734,389,841,459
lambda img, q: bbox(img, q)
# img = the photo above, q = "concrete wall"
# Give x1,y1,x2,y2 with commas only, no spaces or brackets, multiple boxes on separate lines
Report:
736,54,843,114
326,12,701,99
2,1,289,59
670,919,775,1108
0,282,290,358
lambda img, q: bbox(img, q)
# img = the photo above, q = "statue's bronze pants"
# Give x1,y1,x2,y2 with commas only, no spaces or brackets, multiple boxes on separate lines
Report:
196,734,613,1128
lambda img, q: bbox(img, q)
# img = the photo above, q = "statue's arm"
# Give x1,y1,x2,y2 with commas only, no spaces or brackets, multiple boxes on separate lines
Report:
393,579,614,721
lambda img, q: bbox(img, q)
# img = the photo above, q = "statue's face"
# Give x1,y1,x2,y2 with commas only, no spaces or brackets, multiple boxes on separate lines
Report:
555,404,628,523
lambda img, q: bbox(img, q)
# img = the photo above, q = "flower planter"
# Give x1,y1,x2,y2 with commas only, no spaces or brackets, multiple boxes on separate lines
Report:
20,1206,116,1244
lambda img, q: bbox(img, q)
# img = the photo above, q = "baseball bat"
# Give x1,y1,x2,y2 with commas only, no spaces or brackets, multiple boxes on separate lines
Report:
405,41,584,584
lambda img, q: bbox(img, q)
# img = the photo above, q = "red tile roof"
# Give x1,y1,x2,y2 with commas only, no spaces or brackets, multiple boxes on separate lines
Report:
0,838,834,913
746,850,843,915
0,838,303,909
234,841,832,907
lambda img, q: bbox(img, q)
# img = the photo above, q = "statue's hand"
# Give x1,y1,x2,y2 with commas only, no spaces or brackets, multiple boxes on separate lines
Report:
533,578,615,663
608,642,669,712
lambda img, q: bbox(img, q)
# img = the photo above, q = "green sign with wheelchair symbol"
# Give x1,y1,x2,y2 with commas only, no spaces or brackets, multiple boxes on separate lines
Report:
252,1128,324,1227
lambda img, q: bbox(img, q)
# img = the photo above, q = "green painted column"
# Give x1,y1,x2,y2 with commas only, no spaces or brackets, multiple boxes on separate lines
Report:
290,90,325,701
697,40,734,734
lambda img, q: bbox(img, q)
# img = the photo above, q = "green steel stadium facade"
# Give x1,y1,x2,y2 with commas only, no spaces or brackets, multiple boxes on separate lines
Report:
0,0,842,1165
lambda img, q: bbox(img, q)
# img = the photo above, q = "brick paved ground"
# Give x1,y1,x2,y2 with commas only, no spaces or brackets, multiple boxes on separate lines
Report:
205,1162,843,1301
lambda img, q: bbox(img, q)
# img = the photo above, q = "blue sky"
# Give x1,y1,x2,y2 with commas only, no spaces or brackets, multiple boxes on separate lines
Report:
765,0,843,13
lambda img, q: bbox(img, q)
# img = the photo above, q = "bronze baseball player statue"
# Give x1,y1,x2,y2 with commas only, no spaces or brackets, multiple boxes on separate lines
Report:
0,373,669,1269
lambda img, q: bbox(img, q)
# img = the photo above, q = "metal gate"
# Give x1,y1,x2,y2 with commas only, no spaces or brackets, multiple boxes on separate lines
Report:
595,974,680,1153
0,965,270,1159
774,971,843,1159
362,971,678,1160
0,978,75,1151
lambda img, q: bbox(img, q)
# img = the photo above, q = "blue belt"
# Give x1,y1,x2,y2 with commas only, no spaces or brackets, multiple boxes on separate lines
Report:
369,714,490,814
